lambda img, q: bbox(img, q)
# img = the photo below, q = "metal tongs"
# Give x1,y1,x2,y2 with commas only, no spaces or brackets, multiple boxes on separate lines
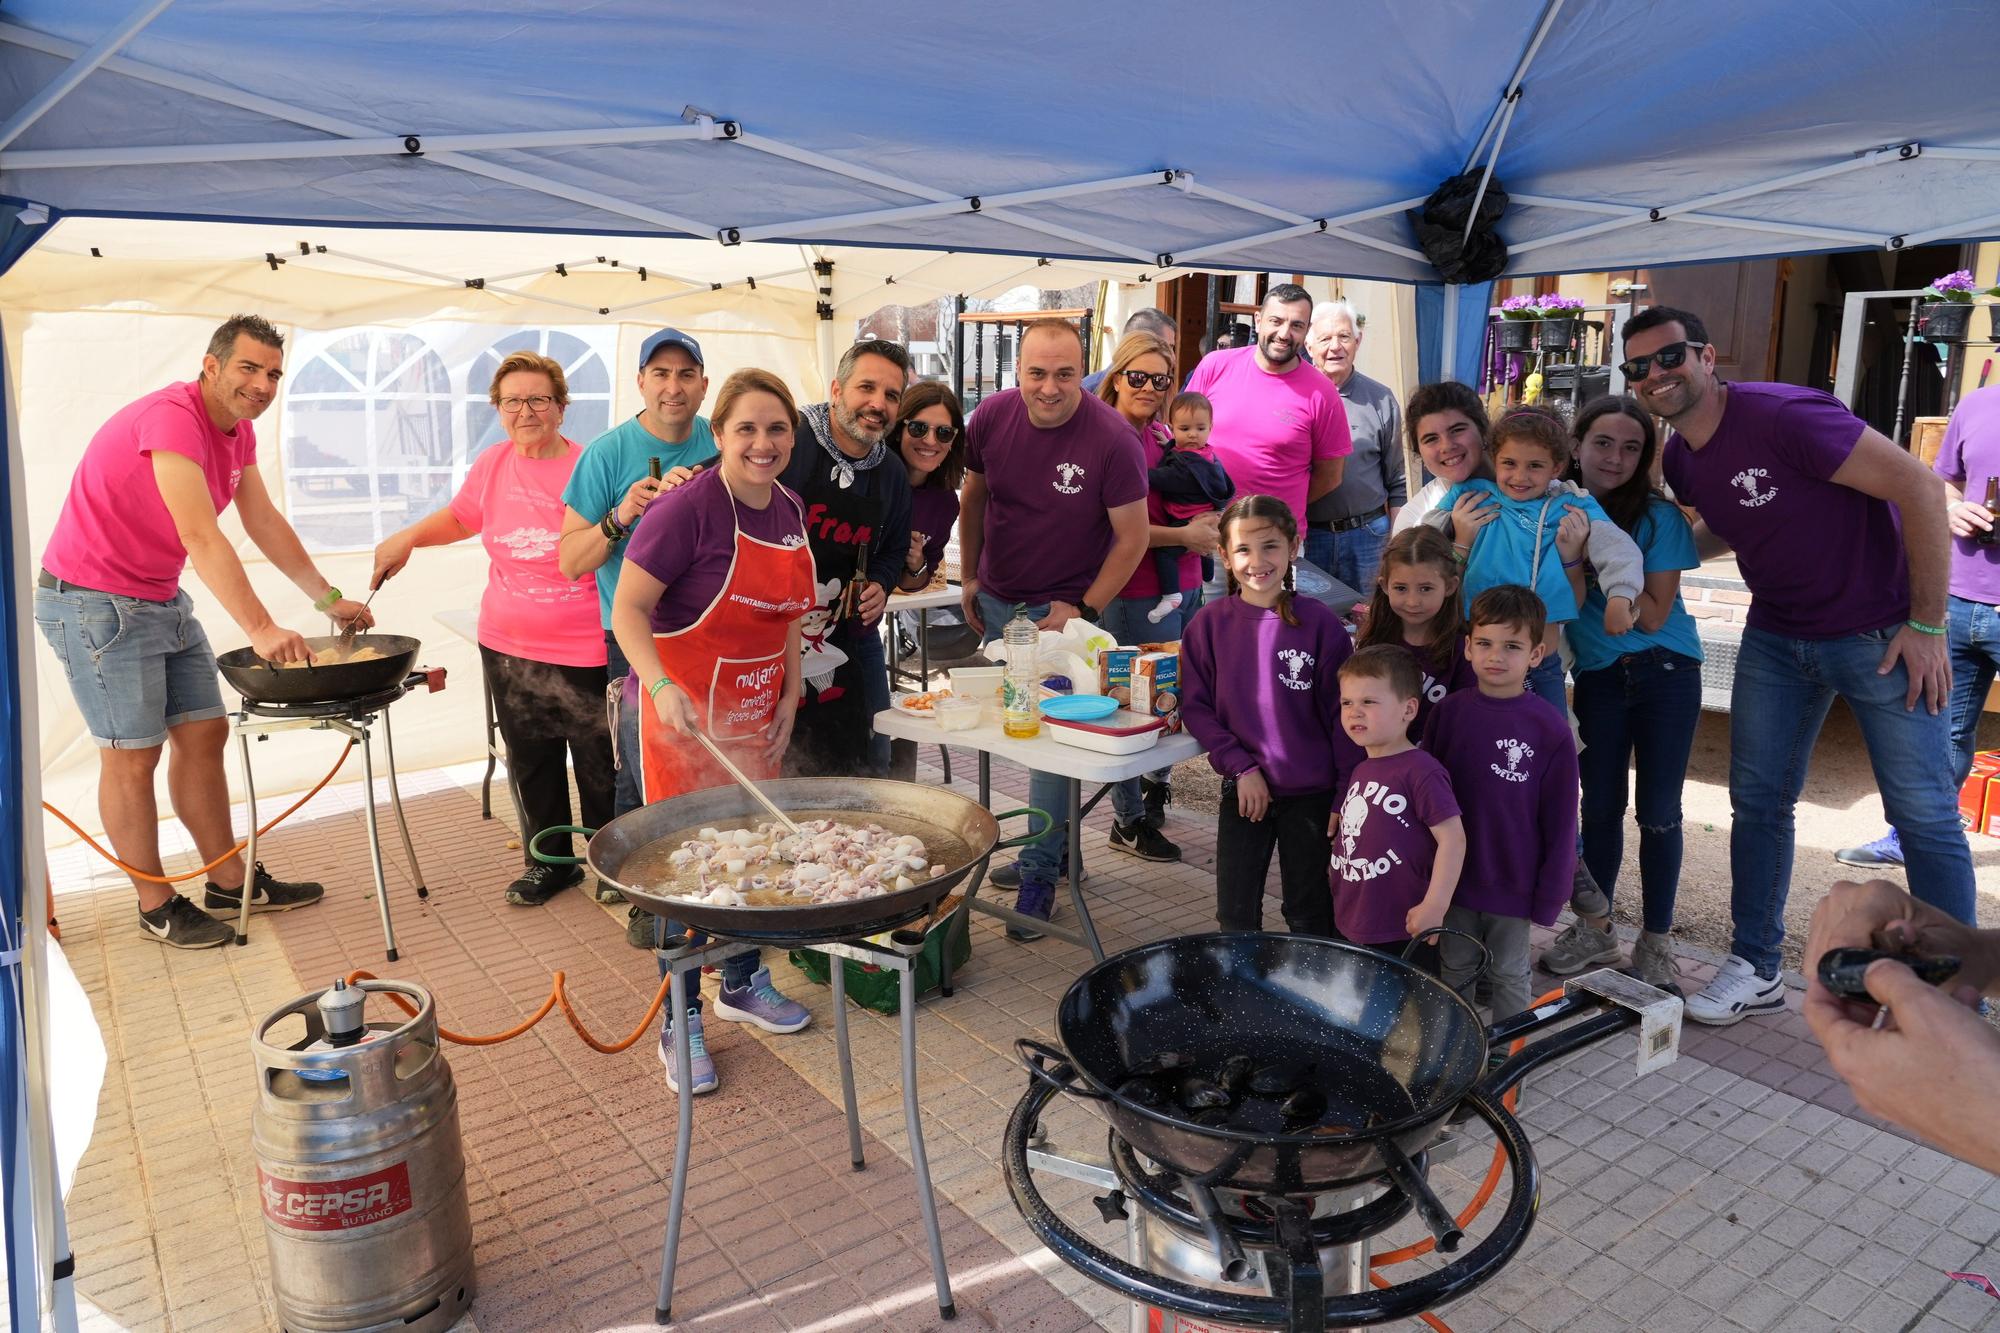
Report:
338,573,387,644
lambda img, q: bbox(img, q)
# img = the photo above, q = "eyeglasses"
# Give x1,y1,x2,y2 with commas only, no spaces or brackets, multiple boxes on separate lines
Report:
1618,341,1706,382
902,419,958,445
497,395,558,413
1121,369,1174,392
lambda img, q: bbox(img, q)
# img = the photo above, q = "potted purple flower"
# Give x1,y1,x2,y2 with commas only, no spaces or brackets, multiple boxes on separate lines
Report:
1495,294,1540,351
1535,293,1590,351
1916,269,1978,343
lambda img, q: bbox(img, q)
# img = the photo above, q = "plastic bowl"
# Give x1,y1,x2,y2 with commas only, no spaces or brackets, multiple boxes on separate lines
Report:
934,696,985,731
1041,694,1121,722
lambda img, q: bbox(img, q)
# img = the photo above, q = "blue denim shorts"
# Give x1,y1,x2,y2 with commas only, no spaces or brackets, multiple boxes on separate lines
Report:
34,581,226,748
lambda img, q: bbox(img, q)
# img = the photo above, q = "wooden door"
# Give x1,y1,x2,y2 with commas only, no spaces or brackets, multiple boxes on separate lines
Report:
1618,260,1784,381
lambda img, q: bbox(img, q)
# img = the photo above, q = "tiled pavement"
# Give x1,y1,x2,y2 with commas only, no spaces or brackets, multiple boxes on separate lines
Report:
43,746,2000,1332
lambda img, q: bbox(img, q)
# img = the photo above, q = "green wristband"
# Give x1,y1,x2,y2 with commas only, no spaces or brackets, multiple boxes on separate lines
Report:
648,677,674,699
1905,618,1947,637
313,585,342,613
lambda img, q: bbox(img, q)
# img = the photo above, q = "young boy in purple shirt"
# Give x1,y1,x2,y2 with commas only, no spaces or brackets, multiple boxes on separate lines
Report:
1332,646,1465,975
1422,586,1579,1019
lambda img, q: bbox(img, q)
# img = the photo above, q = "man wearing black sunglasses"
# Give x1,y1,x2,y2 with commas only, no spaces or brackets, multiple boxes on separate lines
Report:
1621,305,1973,1029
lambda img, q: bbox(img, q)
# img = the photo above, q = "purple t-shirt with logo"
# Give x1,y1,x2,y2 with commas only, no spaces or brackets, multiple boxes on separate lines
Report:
1180,594,1363,796
1401,636,1477,741
1662,382,1906,639
965,389,1147,605
1332,749,1461,944
1932,383,2000,607
1420,690,1576,927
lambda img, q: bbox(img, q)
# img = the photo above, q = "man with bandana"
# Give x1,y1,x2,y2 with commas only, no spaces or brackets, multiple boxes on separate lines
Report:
780,339,913,776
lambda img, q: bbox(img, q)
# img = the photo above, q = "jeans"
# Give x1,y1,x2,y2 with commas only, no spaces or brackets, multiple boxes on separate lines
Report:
1099,595,1183,826
978,591,1070,884
1439,906,1532,1019
1302,513,1389,601
852,619,891,775
606,635,758,1008
33,583,225,748
1572,649,1701,935
1947,594,2000,785
1525,652,1568,716
1728,624,1976,976
1213,783,1335,935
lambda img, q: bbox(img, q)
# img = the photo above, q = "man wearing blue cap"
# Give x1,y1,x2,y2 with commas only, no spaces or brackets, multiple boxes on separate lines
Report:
560,329,718,942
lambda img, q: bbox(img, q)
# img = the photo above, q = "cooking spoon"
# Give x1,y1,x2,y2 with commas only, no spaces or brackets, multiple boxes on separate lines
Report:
691,727,805,840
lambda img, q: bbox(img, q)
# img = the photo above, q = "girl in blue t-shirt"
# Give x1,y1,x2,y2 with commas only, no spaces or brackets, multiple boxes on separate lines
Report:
1535,396,1704,989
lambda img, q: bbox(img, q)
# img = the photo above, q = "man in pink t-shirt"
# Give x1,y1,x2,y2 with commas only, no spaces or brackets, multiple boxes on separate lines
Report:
1184,284,1353,525
35,315,372,949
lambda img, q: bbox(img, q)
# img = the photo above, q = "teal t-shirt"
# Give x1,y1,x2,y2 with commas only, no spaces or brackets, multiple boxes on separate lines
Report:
1566,497,1705,673
561,414,719,629
1439,478,1611,623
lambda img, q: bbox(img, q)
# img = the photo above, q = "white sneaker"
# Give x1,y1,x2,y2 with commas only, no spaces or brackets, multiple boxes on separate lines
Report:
1685,954,1785,1026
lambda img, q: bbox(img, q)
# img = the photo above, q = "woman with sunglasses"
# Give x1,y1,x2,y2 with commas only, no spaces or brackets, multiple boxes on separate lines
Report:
372,352,612,906
891,381,967,593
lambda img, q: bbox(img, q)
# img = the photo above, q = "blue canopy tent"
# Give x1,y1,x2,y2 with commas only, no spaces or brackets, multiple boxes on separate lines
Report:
2,0,1997,1324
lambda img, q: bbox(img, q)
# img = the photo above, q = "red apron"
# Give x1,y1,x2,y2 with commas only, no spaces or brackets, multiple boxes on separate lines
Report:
639,488,816,803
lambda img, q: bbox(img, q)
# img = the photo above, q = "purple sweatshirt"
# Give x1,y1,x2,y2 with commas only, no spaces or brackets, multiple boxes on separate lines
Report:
1180,594,1361,796
1420,690,1577,926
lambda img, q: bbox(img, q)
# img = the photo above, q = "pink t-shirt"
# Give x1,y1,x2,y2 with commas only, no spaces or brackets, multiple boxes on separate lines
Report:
1184,347,1352,523
449,439,605,668
43,380,257,601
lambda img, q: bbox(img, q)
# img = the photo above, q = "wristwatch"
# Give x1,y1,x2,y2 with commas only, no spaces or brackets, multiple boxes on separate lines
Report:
1078,601,1101,624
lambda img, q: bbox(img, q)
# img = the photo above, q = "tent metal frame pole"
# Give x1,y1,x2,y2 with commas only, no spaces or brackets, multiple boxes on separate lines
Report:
297,248,632,318
0,23,720,238
0,0,176,152
1508,144,1916,257
1460,0,1568,173
1508,192,1885,246
726,171,1175,245
1168,191,1429,266
1903,207,2000,248
0,123,714,170
1441,283,1460,381
1461,90,1521,246
603,267,812,315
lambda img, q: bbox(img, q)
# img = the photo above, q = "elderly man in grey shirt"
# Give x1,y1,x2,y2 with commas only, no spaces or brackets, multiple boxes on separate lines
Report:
1302,300,1405,597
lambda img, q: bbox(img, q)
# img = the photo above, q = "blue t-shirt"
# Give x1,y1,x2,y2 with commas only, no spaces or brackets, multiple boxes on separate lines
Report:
1565,497,1705,673
561,414,718,629
1438,479,1611,623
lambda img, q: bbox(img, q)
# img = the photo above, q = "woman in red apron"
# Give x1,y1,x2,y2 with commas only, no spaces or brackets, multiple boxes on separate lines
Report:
612,368,817,1094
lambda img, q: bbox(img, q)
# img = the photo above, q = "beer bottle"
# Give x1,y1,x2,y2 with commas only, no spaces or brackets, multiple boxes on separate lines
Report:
1982,478,2000,548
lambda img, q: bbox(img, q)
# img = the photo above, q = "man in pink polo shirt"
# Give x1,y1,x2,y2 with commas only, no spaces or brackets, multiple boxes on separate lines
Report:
35,315,373,949
1185,284,1353,526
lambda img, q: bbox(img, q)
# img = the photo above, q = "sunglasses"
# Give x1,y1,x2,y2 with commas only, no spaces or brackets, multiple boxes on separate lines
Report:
902,419,958,445
1122,369,1175,392
1618,341,1707,382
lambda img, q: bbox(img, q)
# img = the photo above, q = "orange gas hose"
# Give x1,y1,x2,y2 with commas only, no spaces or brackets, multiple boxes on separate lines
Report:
347,966,676,1054
43,742,354,884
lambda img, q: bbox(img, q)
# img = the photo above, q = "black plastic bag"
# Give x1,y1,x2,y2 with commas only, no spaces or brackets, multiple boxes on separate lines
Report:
1407,171,1509,284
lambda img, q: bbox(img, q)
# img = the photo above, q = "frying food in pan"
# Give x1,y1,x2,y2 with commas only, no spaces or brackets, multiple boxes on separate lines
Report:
658,818,944,907
276,644,388,668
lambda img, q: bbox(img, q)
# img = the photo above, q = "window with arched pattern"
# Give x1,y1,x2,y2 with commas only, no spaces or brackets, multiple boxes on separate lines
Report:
280,324,618,553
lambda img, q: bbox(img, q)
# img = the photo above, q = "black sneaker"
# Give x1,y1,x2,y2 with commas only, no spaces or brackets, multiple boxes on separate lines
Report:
138,895,235,949
626,905,663,949
1108,821,1181,863
1141,777,1171,830
506,862,582,906
203,861,324,914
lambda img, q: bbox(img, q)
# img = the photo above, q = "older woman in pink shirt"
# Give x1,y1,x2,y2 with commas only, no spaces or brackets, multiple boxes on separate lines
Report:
373,351,612,907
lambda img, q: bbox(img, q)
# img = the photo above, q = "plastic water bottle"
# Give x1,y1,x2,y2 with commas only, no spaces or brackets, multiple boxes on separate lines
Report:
1002,606,1041,739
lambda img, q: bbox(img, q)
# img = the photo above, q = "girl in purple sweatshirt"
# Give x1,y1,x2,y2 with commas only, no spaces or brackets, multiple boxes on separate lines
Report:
1181,495,1361,935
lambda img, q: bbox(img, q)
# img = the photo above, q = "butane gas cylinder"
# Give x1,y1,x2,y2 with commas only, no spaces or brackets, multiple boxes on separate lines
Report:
251,978,473,1333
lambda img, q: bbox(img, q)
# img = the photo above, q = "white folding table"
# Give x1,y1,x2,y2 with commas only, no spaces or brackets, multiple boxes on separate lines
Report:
870,707,1203,964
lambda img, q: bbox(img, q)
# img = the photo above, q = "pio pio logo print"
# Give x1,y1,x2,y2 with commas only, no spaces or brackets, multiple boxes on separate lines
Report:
259,1162,415,1231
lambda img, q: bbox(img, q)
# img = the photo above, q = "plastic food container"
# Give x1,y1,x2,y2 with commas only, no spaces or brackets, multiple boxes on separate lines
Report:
1045,710,1165,754
949,665,1005,696
934,695,984,731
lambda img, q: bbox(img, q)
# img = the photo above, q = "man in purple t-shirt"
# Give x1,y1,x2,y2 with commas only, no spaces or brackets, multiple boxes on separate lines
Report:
1839,382,2000,869
958,318,1150,932
1622,306,1972,1027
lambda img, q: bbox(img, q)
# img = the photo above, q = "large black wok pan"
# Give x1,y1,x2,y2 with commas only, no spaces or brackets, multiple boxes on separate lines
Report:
217,634,421,705
1021,932,1638,1199
551,777,1035,945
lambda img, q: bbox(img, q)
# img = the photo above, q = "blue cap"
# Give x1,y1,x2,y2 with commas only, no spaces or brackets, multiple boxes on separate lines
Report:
639,328,704,370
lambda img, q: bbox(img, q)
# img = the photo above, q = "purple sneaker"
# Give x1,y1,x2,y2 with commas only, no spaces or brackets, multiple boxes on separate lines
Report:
713,968,811,1034
1007,880,1057,942
657,1009,718,1095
